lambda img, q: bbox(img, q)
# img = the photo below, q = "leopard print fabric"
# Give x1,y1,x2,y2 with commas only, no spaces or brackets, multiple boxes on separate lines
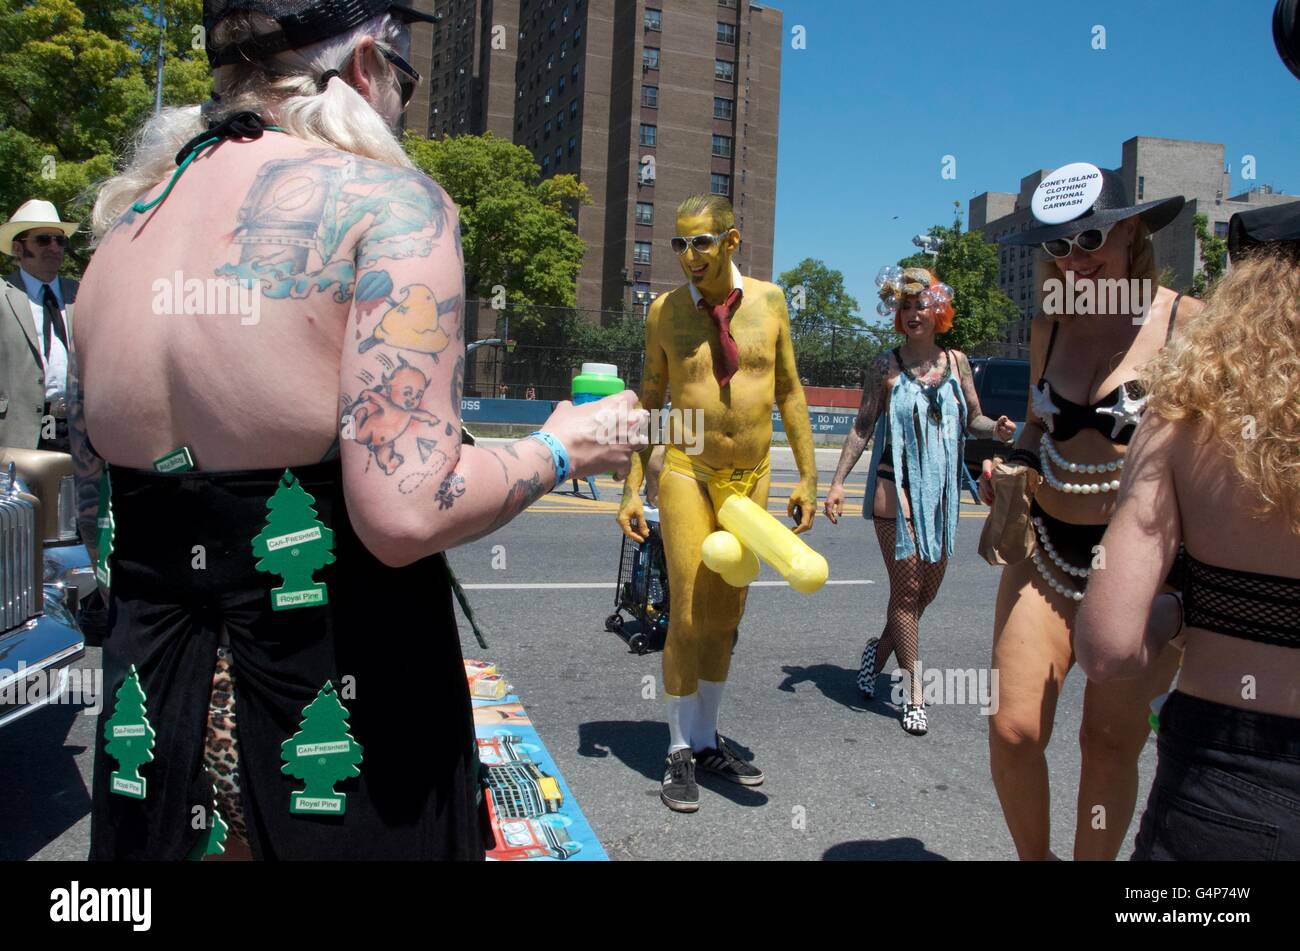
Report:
203,645,249,844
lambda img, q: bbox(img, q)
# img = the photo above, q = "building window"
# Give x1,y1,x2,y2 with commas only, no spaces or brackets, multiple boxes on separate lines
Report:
559,76,566,93
642,85,659,107
542,155,551,174
1214,220,1229,238
575,27,582,44
712,134,732,157
568,136,577,157
634,241,652,265
715,59,734,82
1138,175,1145,200
572,64,579,80
570,99,578,118
640,123,657,147
711,173,731,196
636,202,653,226
719,0,737,7
717,22,737,44
556,146,563,165
645,9,661,31
544,119,552,138
714,97,734,120
643,47,660,70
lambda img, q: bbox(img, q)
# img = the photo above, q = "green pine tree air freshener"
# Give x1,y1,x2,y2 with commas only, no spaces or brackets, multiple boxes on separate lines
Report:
185,798,230,860
104,665,155,799
94,469,114,588
251,469,336,611
281,681,363,816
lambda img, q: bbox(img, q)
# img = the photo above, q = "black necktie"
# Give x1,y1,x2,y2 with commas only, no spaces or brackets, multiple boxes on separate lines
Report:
41,284,67,361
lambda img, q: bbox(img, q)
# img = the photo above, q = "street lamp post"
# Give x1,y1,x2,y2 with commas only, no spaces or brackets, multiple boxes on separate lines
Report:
154,2,165,115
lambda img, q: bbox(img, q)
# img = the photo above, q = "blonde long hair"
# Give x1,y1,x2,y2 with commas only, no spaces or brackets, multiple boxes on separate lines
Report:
91,12,412,238
1143,251,1300,534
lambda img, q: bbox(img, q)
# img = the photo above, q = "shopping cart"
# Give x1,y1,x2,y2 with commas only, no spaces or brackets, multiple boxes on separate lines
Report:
604,508,670,654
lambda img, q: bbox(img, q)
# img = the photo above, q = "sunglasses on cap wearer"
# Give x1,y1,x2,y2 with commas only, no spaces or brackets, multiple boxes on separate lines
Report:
21,233,70,248
1041,221,1117,259
671,232,729,255
376,44,420,108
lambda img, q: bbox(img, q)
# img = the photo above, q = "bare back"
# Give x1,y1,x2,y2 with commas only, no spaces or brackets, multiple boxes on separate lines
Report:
77,133,457,471
1173,422,1300,715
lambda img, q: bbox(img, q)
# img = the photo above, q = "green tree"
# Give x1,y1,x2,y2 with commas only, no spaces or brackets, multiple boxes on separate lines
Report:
777,258,881,387
0,0,209,274
1191,212,1228,297
403,132,591,338
897,210,1018,354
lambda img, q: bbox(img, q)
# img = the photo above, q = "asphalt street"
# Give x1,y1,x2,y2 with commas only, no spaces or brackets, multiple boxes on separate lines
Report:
1,463,1159,862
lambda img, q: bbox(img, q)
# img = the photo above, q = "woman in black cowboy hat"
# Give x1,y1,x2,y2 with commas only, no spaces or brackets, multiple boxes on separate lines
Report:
976,162,1204,860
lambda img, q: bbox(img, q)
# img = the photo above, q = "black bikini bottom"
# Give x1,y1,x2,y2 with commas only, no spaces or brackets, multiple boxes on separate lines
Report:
1031,499,1184,590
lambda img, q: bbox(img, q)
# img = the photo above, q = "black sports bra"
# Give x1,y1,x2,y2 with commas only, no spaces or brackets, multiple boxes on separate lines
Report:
1032,294,1182,445
1182,551,1300,649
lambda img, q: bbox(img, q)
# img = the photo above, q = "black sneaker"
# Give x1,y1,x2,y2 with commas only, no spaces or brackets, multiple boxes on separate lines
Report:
693,734,764,786
661,748,699,812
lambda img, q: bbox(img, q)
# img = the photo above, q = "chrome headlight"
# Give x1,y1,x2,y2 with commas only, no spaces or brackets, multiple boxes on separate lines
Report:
57,473,78,541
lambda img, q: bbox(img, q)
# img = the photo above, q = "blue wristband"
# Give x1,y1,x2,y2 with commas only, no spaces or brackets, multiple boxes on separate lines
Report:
527,431,570,484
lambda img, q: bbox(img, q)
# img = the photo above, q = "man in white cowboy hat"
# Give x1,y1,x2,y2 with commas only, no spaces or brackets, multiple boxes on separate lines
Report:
1,198,79,450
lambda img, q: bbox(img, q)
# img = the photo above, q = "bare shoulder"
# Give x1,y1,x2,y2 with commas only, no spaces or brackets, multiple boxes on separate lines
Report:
867,349,896,388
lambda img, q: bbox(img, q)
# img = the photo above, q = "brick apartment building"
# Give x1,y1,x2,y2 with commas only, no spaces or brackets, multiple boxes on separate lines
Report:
970,136,1300,357
406,0,783,319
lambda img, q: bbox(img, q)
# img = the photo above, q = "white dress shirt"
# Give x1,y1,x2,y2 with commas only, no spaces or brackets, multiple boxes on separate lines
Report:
18,267,68,405
688,260,744,308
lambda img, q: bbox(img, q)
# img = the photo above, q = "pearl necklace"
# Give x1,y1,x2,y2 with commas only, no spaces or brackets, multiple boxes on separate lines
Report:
1030,516,1087,602
1039,433,1123,494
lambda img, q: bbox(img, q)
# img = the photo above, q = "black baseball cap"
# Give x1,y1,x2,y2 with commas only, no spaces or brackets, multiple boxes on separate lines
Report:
1276,0,1300,81
1228,202,1300,262
204,0,436,68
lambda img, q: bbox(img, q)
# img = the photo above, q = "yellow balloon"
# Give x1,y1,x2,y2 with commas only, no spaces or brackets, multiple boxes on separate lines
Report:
700,530,743,572
716,494,828,594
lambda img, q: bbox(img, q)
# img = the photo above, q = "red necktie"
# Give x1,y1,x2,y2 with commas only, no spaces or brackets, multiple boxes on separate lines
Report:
699,287,743,387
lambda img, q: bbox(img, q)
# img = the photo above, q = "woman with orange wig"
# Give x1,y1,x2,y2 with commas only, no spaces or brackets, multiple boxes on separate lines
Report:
825,267,1015,734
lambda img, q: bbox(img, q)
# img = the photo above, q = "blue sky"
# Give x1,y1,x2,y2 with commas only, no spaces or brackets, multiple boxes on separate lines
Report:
768,0,1299,321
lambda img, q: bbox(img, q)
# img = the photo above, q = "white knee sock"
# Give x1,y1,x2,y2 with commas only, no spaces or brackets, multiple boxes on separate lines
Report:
665,693,698,753
692,680,725,751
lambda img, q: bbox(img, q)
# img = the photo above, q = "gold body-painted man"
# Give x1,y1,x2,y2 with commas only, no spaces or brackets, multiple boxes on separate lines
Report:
617,195,821,813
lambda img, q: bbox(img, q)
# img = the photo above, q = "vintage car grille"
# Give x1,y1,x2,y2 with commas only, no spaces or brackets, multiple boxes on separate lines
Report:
1,487,39,630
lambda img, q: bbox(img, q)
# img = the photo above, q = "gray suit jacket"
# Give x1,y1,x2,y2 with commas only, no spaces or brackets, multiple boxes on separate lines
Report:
1,270,78,449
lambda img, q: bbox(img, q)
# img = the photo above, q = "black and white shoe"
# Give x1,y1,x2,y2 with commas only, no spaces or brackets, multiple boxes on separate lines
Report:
901,703,928,736
693,734,764,786
857,638,880,699
661,748,700,812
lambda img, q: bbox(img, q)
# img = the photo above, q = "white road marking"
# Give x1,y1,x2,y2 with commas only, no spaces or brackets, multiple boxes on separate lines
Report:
460,580,875,590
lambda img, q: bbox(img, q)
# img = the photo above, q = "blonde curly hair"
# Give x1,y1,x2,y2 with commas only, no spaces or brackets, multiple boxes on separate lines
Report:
1143,251,1300,534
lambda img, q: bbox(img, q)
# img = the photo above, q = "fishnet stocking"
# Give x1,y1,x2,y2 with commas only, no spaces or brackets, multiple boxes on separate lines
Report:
871,516,949,703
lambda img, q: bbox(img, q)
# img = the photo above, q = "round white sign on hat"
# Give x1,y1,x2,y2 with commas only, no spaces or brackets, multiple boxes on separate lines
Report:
1031,162,1105,226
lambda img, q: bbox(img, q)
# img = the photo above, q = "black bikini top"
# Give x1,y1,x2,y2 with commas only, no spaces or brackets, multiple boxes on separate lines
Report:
1032,294,1182,446
1182,551,1300,649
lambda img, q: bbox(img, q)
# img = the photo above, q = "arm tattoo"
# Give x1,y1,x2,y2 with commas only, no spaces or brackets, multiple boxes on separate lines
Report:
831,354,889,485
955,351,997,436
434,472,466,509
65,350,103,553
